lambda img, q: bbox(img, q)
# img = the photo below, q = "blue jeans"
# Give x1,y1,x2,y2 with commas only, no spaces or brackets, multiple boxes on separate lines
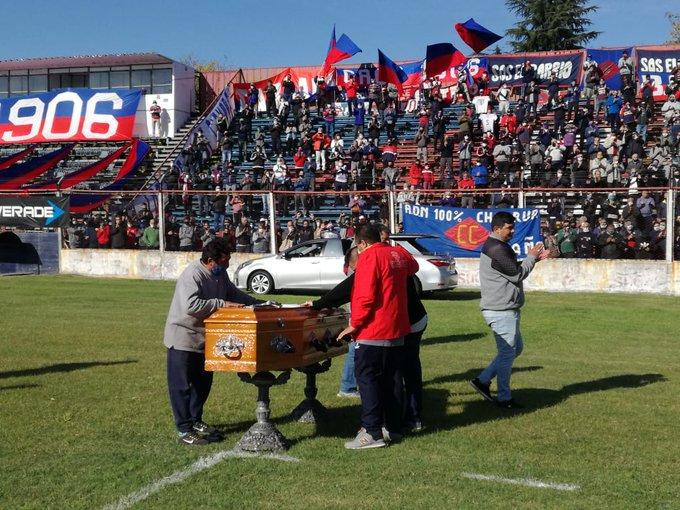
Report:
325,121,335,137
212,212,224,232
478,310,524,402
339,341,357,392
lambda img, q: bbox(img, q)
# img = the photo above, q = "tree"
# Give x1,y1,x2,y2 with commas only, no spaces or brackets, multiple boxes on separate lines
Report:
179,53,229,72
505,0,600,52
667,12,680,44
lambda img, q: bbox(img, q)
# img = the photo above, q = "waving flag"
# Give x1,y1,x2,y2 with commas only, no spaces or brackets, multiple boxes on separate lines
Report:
400,60,425,98
0,145,74,190
27,142,132,190
455,18,502,54
70,139,150,214
0,146,36,171
425,43,467,78
378,49,408,92
320,26,362,77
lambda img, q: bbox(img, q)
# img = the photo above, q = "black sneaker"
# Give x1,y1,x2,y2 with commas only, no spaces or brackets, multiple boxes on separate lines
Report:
193,421,223,440
469,378,493,402
178,430,209,445
496,398,523,410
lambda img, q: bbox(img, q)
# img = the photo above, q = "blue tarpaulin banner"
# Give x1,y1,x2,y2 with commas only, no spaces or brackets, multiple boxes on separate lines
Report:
402,205,542,258
487,51,584,87
587,48,633,90
635,47,680,100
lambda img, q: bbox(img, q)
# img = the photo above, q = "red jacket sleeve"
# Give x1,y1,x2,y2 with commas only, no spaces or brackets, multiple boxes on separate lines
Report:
394,244,419,276
350,251,379,330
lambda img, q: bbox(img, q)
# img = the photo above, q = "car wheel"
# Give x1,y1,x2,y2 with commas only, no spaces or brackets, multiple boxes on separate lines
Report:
248,271,274,295
413,276,423,297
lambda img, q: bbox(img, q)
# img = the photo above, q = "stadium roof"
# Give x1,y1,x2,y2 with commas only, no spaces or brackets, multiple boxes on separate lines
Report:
0,53,175,71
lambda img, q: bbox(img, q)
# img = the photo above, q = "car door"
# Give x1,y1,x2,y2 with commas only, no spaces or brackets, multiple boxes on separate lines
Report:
317,238,349,289
278,240,326,289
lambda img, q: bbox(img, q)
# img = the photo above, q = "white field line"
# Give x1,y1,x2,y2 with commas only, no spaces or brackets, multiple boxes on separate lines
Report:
103,449,300,510
461,472,580,492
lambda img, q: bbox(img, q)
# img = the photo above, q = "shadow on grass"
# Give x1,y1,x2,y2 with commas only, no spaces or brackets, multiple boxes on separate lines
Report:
0,383,41,391
422,332,486,346
424,290,481,301
424,366,544,387
420,373,667,435
0,360,137,379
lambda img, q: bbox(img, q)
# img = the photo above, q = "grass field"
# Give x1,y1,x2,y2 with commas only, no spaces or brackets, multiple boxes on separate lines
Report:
1,275,678,509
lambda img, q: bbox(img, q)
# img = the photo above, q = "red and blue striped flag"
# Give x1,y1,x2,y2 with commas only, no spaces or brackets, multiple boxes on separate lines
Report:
378,49,408,92
425,43,467,78
455,18,502,54
321,26,362,76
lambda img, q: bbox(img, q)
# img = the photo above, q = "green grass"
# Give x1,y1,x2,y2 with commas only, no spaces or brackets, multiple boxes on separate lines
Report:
1,275,679,509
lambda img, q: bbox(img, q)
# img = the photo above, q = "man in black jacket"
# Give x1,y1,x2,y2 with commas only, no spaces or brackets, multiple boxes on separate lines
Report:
110,215,127,249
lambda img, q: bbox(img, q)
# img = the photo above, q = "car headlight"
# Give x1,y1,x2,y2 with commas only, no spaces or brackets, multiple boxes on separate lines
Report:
236,260,253,272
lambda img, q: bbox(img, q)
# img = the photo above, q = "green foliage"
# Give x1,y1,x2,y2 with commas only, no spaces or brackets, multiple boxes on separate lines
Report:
505,0,601,51
667,12,680,44
1,276,679,508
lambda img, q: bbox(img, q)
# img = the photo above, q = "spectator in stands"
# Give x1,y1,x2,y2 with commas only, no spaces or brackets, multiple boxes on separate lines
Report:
333,160,350,206
599,222,623,259
323,104,336,137
126,221,140,249
459,170,476,208
293,170,310,213
414,127,428,165
252,219,270,253
354,100,365,136
471,160,489,189
313,127,330,172
520,61,535,98
211,188,227,233
142,218,160,249
234,216,252,252
149,101,162,138
422,164,434,190
265,80,277,117
179,217,196,252
382,161,400,191
96,220,110,249
110,215,127,249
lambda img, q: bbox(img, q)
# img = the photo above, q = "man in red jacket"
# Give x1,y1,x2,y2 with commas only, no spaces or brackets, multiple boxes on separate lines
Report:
338,224,419,449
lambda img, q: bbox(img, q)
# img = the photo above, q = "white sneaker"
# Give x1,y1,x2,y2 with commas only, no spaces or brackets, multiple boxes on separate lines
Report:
344,428,386,450
337,390,361,398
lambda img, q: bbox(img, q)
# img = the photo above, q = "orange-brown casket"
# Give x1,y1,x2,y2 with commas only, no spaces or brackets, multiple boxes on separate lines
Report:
204,305,349,372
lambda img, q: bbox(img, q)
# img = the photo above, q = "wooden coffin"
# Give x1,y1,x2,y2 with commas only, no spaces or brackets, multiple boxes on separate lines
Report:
204,305,349,372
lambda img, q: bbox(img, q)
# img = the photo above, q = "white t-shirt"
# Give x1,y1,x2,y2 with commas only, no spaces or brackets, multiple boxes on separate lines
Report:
479,112,498,133
473,95,491,114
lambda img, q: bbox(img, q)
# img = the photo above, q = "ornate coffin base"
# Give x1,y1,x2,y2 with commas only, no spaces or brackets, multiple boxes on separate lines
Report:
290,360,332,424
234,371,290,453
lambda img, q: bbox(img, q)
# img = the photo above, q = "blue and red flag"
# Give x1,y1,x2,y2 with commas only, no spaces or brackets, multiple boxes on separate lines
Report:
27,141,132,190
455,18,502,54
425,43,467,78
0,144,75,190
70,139,151,213
0,146,36,171
378,49,408,92
320,26,362,77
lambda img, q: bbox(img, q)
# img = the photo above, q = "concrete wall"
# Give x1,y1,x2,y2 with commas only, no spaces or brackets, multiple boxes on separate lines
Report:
60,249,680,295
454,258,680,295
60,249,261,281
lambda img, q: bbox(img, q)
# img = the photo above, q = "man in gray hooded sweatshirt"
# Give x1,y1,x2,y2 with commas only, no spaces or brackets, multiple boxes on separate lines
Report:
164,238,262,445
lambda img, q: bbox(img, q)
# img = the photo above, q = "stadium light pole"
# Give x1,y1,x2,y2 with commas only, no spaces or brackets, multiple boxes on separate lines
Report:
268,192,276,254
158,173,167,253
666,189,674,263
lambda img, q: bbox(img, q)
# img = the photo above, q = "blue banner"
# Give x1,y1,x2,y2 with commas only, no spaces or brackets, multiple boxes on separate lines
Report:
487,51,584,87
402,205,542,258
0,88,141,144
587,48,632,90
636,47,680,100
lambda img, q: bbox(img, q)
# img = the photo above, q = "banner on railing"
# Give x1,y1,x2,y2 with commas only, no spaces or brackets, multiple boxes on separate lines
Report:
0,195,69,228
487,50,584,87
402,205,542,258
586,48,633,90
0,144,74,190
0,88,141,145
635,46,680,100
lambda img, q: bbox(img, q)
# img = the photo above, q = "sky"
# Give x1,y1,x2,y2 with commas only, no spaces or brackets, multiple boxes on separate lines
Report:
0,0,676,69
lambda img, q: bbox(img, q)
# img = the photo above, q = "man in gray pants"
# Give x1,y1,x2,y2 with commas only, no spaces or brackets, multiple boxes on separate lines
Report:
164,238,263,445
469,211,549,408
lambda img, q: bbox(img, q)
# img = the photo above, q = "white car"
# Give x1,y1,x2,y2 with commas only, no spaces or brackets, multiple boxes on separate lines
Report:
233,235,458,295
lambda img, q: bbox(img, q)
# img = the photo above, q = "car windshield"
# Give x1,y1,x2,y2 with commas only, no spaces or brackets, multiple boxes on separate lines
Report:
394,238,435,256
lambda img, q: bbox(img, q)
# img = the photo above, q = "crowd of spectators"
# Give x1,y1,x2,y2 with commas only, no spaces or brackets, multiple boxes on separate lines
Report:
64,56,680,260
